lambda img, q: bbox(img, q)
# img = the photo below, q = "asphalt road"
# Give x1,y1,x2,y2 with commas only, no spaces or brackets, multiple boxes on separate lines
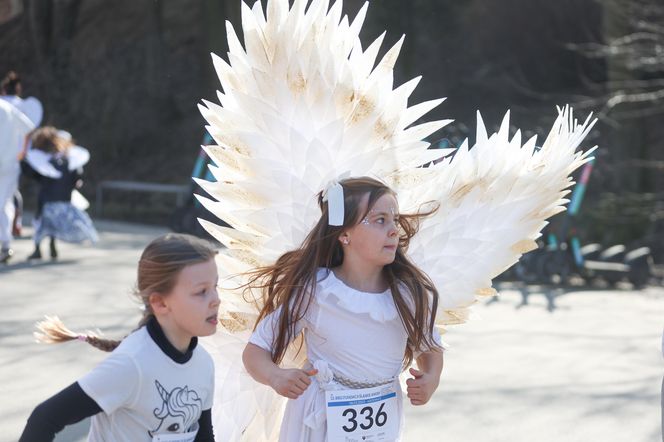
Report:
1,220,662,442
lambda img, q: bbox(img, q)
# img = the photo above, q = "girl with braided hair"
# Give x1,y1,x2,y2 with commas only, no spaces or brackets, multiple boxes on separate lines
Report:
20,233,221,442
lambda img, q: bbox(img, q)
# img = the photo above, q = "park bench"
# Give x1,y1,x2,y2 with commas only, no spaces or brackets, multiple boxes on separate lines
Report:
95,180,190,216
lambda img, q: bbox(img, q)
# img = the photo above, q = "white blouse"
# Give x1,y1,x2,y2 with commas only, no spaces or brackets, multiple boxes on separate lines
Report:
249,268,441,442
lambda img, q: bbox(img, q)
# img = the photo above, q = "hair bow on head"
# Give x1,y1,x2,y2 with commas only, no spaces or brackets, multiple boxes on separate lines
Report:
321,174,349,226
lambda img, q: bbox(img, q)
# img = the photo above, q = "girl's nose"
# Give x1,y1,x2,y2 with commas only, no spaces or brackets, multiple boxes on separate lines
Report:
211,287,221,306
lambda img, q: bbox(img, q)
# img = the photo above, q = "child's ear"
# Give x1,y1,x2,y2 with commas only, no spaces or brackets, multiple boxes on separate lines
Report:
338,231,350,246
149,292,169,315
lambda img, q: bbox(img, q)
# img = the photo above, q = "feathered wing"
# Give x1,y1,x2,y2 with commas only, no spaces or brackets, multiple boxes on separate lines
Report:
389,107,596,327
196,0,447,440
195,0,597,440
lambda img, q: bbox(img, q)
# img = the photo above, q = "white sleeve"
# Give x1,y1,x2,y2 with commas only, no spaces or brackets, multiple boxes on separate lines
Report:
248,305,306,352
431,325,444,349
78,352,139,413
205,354,215,410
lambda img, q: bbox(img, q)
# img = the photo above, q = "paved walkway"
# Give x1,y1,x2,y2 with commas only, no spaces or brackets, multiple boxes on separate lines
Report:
1,220,662,441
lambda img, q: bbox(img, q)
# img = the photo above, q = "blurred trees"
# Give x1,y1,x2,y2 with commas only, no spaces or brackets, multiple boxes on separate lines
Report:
0,0,662,242
2,0,217,184
572,0,664,247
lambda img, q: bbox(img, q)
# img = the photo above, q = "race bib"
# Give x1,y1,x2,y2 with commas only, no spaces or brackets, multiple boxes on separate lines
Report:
152,429,198,442
325,383,399,442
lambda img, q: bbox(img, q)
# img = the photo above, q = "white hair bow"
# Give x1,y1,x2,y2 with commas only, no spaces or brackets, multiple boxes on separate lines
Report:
321,178,346,226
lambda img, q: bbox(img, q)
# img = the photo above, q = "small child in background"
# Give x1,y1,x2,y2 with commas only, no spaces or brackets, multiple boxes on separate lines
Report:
20,233,220,441
21,126,98,260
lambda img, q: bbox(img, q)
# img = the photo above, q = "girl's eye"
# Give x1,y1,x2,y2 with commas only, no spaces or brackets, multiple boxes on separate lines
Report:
197,289,207,296
376,217,385,224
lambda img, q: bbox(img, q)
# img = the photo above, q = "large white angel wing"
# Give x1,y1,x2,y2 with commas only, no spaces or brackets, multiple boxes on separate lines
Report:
391,107,596,326
195,0,448,270
196,0,447,439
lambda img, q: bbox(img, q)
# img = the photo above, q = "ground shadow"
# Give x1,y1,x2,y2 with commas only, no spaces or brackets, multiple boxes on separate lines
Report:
0,259,78,274
488,280,652,312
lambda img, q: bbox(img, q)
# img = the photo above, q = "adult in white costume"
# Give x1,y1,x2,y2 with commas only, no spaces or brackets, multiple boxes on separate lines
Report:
0,99,34,262
192,0,598,440
1,71,43,245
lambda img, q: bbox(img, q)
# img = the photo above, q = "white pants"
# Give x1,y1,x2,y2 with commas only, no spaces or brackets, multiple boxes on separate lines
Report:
0,164,19,248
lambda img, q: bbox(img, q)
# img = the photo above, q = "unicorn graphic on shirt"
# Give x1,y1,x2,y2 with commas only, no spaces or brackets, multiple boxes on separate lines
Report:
149,380,202,436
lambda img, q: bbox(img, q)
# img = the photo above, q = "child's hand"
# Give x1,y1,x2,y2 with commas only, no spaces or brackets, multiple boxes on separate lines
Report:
270,368,318,399
405,367,440,406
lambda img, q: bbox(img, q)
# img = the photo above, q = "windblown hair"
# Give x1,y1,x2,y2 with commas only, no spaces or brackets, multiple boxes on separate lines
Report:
30,126,74,154
248,176,441,367
35,233,217,352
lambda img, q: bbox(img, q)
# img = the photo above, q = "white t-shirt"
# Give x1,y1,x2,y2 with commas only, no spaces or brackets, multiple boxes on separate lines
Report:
249,268,441,442
79,323,215,442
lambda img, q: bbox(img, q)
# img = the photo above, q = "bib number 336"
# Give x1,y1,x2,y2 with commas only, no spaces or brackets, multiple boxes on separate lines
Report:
325,384,399,441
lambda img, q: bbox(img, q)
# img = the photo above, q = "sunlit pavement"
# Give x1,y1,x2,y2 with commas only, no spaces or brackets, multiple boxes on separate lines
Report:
2,221,662,442
406,283,663,442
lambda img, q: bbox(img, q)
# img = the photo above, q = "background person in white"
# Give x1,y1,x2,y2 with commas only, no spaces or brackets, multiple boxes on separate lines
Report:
1,71,43,238
0,98,34,262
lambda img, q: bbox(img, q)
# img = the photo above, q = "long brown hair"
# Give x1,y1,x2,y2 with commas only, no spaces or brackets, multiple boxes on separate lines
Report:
248,176,441,367
35,233,217,351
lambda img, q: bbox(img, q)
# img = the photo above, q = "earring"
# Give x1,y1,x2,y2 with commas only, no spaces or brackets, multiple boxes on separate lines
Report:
342,238,349,245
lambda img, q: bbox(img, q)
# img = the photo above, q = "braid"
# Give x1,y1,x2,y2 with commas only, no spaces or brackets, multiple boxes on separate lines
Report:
83,335,122,352
34,316,122,352
33,234,217,354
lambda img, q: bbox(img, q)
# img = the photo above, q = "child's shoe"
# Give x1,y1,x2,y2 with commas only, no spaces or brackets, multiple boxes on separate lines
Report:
49,239,58,260
0,248,13,263
27,248,42,260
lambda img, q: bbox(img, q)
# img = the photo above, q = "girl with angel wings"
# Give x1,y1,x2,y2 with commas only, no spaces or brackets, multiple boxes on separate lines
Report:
194,0,597,440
